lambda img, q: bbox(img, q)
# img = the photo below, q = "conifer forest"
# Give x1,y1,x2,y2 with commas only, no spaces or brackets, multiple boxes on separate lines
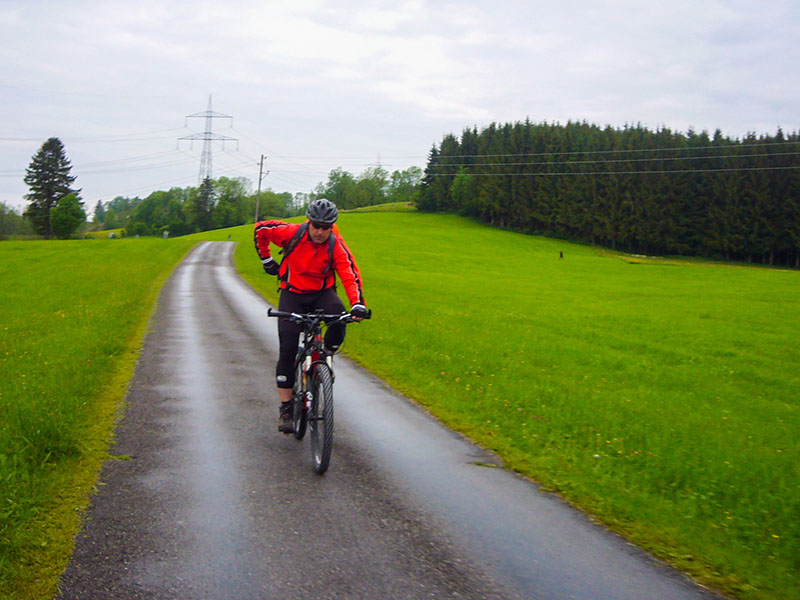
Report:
419,120,800,267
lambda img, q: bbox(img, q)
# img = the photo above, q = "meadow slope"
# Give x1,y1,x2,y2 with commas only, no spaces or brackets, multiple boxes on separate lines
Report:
224,211,799,600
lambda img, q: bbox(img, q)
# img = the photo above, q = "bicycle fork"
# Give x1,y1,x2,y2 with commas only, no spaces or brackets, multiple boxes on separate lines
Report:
300,356,319,419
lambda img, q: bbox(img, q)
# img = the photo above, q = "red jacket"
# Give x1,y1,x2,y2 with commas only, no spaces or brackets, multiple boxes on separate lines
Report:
254,220,365,307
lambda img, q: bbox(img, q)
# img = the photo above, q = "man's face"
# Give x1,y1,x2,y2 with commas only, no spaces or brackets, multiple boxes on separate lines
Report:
309,221,332,244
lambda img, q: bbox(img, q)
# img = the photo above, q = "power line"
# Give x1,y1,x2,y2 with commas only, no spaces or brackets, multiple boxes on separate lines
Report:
432,151,800,168
428,139,800,160
67,128,189,143
0,128,188,144
80,157,198,176
428,165,800,177
78,150,178,169
117,173,198,198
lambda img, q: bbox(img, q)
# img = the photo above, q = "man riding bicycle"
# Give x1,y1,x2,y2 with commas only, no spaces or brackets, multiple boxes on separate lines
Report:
255,198,368,432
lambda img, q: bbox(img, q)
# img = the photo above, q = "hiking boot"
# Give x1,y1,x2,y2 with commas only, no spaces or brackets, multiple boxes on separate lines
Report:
278,401,293,434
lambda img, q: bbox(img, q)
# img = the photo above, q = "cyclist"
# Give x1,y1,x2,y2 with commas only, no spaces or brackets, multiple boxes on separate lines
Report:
254,198,368,432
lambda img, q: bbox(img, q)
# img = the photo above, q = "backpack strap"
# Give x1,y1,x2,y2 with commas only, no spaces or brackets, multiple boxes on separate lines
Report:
277,222,308,291
279,222,309,266
323,232,336,275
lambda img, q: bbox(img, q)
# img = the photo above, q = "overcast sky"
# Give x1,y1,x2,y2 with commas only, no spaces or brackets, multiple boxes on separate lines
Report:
2,0,798,212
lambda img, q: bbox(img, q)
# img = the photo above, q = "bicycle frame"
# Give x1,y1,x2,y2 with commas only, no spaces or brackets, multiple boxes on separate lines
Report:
294,313,337,426
271,307,352,374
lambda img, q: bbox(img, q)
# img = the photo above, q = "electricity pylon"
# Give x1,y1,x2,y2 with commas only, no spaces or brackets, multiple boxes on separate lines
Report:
178,95,238,186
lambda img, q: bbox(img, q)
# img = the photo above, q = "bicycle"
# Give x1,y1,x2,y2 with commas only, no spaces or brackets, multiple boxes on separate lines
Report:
267,307,370,474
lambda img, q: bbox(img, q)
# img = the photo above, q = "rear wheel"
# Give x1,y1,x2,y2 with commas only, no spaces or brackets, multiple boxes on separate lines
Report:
309,363,334,474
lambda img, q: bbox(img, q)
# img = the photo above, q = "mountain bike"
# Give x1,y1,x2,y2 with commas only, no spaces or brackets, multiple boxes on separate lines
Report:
267,307,369,474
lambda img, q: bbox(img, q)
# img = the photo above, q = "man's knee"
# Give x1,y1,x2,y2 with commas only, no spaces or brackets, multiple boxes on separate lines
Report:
324,322,346,351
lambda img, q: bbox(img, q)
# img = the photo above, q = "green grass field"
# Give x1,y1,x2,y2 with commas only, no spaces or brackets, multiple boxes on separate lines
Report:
0,237,195,599
1,212,798,599
233,212,799,599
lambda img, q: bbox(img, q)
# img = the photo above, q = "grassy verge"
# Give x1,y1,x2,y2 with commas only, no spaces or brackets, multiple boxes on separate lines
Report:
347,201,418,213
0,237,194,599
230,212,798,600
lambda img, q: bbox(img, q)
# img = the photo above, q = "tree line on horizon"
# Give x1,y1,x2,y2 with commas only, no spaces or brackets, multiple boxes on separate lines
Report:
1,137,423,239
90,177,295,238
418,120,800,267
91,163,421,237
11,127,800,268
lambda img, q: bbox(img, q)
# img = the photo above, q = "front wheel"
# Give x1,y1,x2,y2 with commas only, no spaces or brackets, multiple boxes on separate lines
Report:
308,363,334,474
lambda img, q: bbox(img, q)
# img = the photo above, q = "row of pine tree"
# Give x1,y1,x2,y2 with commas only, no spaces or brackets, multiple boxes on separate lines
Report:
418,120,800,267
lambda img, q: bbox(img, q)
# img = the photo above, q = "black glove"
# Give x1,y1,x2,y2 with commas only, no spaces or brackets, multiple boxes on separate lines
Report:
351,304,368,319
262,258,279,275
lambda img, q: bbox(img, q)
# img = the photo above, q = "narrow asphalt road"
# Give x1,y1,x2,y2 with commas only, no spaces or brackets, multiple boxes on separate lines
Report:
57,241,722,599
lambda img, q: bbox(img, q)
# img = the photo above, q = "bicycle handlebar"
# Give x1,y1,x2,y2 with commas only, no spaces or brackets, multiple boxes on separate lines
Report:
267,307,371,323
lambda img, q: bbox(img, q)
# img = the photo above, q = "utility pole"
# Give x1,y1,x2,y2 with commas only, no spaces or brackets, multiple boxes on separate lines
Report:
254,154,269,222
178,95,238,186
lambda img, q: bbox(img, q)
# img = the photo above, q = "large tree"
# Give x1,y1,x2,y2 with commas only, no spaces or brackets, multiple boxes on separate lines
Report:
23,137,80,238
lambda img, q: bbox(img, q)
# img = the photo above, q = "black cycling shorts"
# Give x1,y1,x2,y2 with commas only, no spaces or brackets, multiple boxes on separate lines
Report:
275,288,346,389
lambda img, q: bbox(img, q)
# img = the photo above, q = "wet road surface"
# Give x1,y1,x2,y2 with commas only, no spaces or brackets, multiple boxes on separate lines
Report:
57,242,722,599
